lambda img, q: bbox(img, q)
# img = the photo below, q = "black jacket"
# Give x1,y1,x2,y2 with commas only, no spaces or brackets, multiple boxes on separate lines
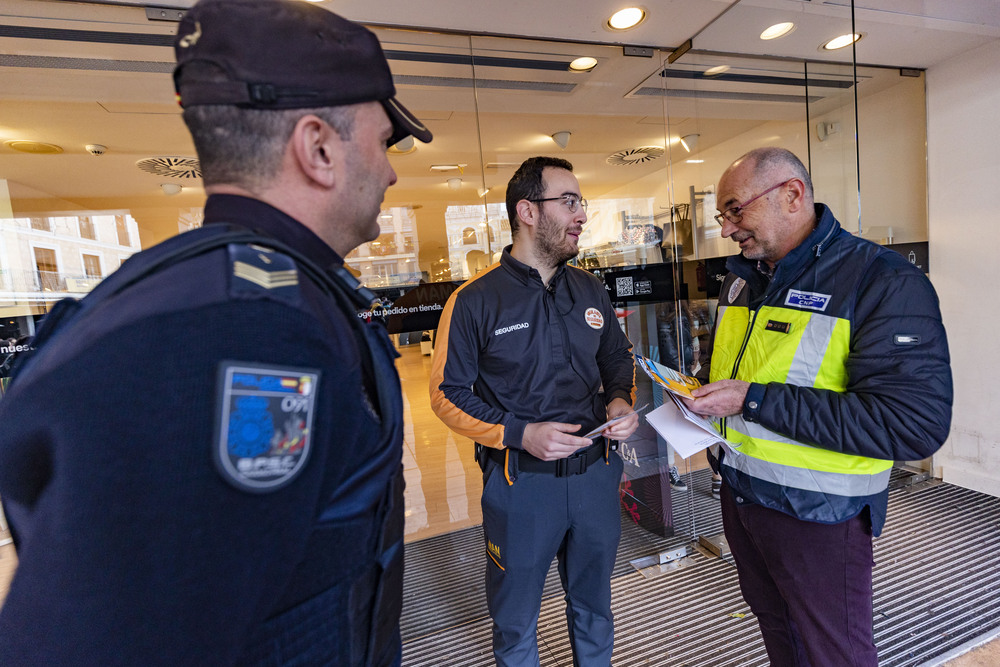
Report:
430,247,635,450
0,195,405,666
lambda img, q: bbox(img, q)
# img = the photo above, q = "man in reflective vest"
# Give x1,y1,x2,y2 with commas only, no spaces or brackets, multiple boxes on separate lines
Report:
685,147,952,666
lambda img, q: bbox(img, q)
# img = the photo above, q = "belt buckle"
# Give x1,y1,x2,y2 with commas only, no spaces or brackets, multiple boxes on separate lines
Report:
556,450,588,477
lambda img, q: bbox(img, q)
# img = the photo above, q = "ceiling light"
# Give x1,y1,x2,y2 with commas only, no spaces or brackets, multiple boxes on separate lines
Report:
608,7,645,31
569,56,598,72
685,159,705,164
4,140,63,154
823,33,862,50
551,131,572,149
478,187,490,198
679,134,699,153
447,177,462,190
760,22,795,40
430,164,465,172
704,65,730,77
160,183,182,196
388,135,415,155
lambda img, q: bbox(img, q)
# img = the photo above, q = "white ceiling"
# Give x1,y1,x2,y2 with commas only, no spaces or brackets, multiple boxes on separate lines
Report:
83,0,1000,69
1,0,998,254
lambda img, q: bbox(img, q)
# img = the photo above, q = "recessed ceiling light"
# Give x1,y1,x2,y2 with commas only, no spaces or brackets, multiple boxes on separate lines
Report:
704,65,730,77
4,140,63,154
685,159,704,164
569,56,598,72
388,135,415,154
823,33,862,50
760,22,795,40
608,7,645,31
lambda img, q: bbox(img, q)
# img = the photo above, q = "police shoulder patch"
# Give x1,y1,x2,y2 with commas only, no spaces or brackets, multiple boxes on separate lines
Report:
214,361,320,493
228,243,301,298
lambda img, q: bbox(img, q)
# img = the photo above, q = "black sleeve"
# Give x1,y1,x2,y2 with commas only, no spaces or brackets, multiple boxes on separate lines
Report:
759,254,953,461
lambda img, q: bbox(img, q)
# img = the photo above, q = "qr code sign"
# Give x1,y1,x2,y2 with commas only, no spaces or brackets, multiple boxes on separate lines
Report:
616,276,634,297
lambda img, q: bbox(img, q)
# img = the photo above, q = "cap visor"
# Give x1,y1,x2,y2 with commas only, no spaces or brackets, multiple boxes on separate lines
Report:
383,97,432,145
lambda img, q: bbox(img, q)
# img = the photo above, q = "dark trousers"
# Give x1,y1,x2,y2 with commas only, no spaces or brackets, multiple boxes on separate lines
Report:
481,453,623,667
720,483,878,667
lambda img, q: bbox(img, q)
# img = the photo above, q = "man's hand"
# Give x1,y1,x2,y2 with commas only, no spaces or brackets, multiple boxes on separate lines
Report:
521,422,593,461
602,397,639,441
683,379,751,417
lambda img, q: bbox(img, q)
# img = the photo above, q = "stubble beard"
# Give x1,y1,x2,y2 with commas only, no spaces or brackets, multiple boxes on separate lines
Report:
536,208,579,267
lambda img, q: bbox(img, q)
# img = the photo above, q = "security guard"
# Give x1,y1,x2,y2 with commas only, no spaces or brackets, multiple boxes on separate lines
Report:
0,1,431,664
430,157,638,666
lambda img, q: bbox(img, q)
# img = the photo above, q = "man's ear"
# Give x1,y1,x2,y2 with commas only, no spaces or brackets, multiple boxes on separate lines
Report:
289,114,340,188
785,178,807,213
515,199,536,230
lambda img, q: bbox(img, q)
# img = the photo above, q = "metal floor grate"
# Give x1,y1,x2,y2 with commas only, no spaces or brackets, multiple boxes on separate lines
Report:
402,468,1000,665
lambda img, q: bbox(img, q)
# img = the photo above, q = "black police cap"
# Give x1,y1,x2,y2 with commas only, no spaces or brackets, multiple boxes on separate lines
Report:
173,0,432,145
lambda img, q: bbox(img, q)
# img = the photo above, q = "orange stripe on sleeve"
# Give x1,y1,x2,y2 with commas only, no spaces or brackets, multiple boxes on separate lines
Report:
428,264,508,449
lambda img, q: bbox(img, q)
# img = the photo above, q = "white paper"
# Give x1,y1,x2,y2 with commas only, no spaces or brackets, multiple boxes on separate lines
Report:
645,399,725,459
583,414,629,439
583,403,649,439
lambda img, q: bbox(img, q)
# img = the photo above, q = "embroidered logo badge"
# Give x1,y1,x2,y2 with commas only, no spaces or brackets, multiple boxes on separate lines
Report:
214,362,320,493
585,307,605,329
784,289,832,311
728,277,746,303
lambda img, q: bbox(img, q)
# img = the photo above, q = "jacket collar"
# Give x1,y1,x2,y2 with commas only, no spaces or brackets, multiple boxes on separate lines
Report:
726,203,842,290
500,245,566,287
203,194,344,271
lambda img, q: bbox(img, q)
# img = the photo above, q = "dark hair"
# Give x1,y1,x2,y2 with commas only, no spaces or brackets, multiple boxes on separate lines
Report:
505,156,574,237
741,147,814,199
180,62,355,189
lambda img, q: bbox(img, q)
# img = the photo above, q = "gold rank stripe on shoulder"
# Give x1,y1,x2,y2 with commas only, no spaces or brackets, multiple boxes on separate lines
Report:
233,261,299,289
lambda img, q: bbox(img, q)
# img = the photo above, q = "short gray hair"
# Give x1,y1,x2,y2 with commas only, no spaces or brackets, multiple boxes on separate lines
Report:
183,104,356,189
740,147,814,199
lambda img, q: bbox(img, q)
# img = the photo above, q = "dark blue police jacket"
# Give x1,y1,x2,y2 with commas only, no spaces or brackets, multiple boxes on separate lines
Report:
0,195,405,666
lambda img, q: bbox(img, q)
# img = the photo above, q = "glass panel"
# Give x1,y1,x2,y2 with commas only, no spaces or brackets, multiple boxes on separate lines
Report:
0,1,931,546
807,59,861,234
364,28,484,290
856,66,928,244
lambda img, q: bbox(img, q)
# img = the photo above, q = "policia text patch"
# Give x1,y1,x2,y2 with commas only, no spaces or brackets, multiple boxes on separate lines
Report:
214,362,320,493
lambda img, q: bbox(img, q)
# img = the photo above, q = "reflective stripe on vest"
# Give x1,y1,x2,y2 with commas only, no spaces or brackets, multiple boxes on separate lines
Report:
712,303,892,505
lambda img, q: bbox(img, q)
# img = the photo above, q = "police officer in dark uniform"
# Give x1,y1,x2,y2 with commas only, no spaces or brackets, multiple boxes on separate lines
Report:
0,1,431,664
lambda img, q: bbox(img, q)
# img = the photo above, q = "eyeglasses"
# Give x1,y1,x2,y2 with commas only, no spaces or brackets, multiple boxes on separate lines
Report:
714,179,791,226
528,194,588,213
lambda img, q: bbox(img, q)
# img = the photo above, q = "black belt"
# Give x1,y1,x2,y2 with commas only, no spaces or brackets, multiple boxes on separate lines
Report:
484,439,608,477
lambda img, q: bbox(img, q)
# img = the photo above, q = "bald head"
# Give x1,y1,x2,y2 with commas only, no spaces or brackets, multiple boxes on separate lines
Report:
722,147,814,203
716,147,817,267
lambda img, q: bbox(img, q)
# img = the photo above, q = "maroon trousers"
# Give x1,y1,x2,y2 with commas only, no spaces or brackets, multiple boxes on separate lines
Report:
720,483,878,667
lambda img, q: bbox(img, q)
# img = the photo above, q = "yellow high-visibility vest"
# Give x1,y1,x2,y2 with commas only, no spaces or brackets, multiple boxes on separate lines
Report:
712,301,893,512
